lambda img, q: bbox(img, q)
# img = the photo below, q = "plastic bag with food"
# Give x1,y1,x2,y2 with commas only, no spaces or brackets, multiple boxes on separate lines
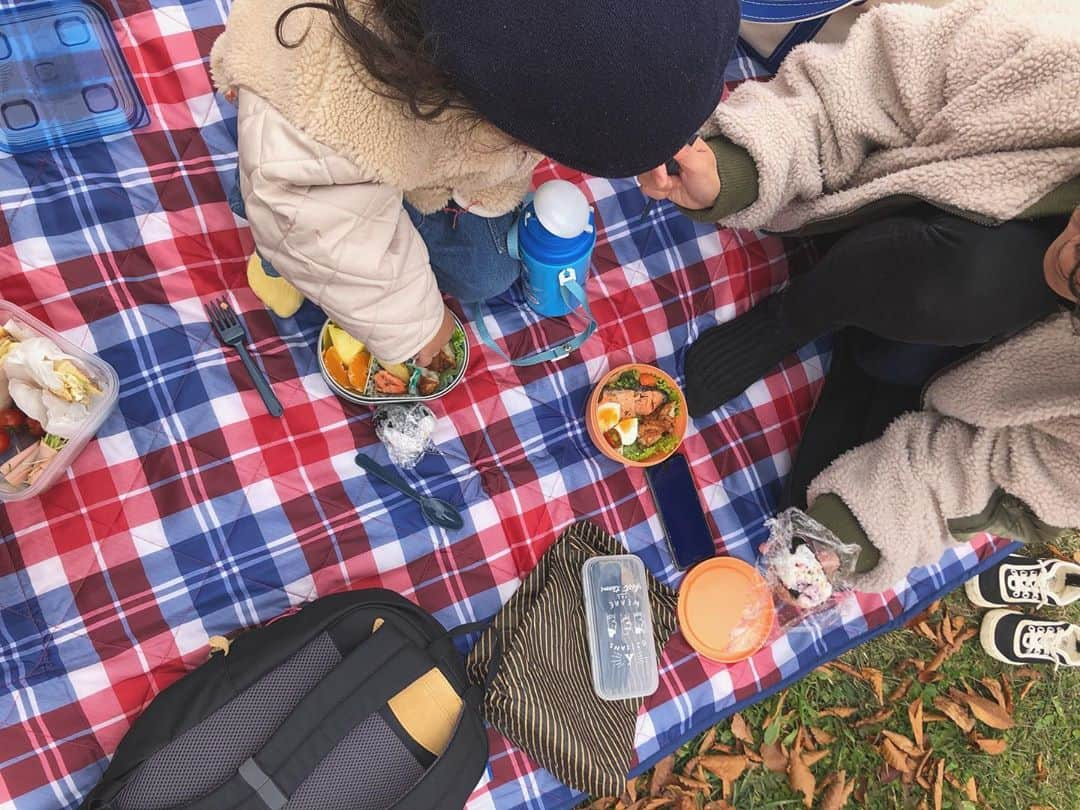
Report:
758,508,862,635
373,404,438,469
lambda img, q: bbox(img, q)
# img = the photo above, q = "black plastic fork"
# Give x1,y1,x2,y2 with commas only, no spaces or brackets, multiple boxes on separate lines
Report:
205,297,283,417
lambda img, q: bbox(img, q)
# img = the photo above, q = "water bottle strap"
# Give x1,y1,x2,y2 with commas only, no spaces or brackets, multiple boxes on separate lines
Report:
465,277,597,367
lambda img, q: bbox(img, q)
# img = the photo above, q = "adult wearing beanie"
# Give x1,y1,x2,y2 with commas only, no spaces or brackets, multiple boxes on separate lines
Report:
212,0,740,365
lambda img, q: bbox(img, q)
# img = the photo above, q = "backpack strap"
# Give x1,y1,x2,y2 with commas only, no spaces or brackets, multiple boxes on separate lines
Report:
181,623,434,810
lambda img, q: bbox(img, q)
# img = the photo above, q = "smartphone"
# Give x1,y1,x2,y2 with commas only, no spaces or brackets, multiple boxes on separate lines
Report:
645,452,716,570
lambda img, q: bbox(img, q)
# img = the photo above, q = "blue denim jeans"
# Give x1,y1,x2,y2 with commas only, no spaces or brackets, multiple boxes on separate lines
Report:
229,172,521,302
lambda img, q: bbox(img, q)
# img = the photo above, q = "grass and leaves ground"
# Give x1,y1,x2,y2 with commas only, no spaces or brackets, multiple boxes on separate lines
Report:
585,533,1080,810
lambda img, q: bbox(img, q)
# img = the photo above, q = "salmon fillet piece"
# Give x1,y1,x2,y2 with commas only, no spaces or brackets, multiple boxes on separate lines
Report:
600,387,666,419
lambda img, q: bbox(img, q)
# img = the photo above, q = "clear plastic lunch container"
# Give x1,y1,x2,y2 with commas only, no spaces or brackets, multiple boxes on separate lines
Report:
0,300,119,502
0,2,148,155
582,554,660,701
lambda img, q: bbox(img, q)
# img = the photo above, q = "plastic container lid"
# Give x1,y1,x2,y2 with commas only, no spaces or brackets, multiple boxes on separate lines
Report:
582,554,660,701
0,2,148,155
0,299,119,502
677,557,774,663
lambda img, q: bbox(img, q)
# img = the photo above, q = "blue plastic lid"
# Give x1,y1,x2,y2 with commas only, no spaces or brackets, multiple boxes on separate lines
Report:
517,204,596,265
740,0,862,23
0,1,147,154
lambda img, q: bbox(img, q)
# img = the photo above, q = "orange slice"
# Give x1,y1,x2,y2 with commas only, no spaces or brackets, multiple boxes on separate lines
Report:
347,351,371,390
323,346,352,390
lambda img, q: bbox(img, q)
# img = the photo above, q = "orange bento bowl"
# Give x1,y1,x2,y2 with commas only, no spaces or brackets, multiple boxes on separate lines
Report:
585,363,688,468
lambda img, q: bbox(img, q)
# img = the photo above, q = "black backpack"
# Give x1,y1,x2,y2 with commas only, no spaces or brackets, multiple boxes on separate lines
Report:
82,590,489,810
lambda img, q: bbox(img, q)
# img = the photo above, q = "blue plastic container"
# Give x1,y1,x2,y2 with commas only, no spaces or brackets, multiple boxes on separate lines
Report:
512,202,596,318
0,1,147,154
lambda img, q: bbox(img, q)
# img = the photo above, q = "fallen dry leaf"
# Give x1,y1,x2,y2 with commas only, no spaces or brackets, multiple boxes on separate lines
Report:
697,727,717,755
802,749,830,767
923,711,948,723
1019,679,1040,702
649,755,675,796
915,749,935,782
1001,675,1014,715
974,737,1007,755
964,776,979,802
889,677,914,703
862,668,885,704
818,707,858,719
979,677,1007,710
920,648,950,678
951,688,1015,730
879,739,914,774
828,660,862,679
933,695,975,733
854,708,893,728
787,746,816,808
941,616,955,646
820,770,855,810
699,754,748,798
675,774,709,792
1035,753,1048,781
624,777,639,804
703,802,734,810
586,799,615,809
1031,806,1056,810
730,713,754,746
760,741,788,773
809,726,835,746
933,760,944,810
636,800,670,810
909,700,925,750
882,730,921,756
954,627,978,646
914,621,939,643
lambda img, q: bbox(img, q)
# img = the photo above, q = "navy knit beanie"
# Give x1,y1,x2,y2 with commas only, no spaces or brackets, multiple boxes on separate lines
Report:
419,0,741,178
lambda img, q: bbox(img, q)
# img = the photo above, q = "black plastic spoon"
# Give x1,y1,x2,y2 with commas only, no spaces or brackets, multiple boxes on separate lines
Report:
355,453,465,532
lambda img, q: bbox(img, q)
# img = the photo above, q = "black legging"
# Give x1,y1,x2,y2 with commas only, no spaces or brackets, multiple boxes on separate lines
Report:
781,208,1065,510
779,209,1064,348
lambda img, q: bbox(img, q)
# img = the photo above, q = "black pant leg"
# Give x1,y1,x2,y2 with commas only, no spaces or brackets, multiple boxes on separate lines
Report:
781,211,1063,346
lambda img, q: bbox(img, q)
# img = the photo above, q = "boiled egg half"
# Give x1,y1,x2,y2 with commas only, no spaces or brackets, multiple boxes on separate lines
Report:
597,401,621,433
615,417,639,446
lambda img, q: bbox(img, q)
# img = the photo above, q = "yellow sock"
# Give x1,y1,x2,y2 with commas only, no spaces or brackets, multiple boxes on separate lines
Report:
246,254,304,318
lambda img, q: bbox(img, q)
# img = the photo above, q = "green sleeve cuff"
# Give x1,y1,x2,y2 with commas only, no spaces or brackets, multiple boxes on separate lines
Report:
807,494,880,575
676,136,760,224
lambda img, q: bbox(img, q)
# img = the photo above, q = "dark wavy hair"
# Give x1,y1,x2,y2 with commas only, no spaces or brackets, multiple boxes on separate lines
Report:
275,0,468,120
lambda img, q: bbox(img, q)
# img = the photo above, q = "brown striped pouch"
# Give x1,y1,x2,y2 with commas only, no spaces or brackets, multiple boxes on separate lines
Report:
466,521,678,797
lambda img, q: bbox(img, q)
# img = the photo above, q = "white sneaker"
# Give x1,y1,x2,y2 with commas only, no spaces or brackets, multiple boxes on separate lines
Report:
965,554,1080,608
980,610,1080,668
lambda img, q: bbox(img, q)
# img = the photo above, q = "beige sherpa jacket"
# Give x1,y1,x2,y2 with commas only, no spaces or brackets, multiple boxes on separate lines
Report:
210,0,541,362
807,313,1080,593
691,0,1080,233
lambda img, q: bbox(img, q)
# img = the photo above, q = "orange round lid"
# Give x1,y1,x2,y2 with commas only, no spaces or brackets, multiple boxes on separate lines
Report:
678,557,775,663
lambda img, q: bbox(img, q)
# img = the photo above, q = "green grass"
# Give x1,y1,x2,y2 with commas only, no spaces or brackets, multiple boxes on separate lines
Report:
596,532,1080,810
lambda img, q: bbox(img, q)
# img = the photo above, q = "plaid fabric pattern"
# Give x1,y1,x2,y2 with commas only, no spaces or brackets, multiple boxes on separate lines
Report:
0,2,1016,809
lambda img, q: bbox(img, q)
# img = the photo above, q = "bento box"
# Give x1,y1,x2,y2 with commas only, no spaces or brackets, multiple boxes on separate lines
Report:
317,315,469,406
585,363,687,467
0,299,119,502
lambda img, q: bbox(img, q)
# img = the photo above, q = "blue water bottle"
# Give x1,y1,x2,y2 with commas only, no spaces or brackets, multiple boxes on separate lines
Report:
471,180,599,366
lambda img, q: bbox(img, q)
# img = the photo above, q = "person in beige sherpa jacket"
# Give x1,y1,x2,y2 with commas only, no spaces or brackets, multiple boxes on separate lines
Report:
638,0,1080,418
211,0,740,365
805,206,1080,592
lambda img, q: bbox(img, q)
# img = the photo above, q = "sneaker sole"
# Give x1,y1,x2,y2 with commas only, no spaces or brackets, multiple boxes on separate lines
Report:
979,609,1021,666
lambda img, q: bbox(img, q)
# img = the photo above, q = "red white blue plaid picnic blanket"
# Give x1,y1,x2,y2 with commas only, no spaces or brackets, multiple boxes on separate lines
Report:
0,2,1015,808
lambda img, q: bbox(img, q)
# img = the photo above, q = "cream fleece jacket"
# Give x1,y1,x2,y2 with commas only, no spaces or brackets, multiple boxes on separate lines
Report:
210,0,541,363
808,313,1080,593
698,0,1080,233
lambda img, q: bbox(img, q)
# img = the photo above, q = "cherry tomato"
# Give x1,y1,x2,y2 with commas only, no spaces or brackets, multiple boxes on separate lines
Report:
0,409,25,429
638,373,657,387
26,419,44,437
0,431,9,454
604,429,621,449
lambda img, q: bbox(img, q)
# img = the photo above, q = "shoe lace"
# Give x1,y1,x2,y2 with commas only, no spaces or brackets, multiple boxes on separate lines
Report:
1005,564,1054,606
1019,623,1072,667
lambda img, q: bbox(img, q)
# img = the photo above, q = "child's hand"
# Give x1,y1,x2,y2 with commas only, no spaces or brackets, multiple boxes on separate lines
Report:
415,307,457,367
637,138,721,211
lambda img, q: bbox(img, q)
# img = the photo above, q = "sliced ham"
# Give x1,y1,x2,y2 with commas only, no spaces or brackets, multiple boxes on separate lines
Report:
1,443,41,488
